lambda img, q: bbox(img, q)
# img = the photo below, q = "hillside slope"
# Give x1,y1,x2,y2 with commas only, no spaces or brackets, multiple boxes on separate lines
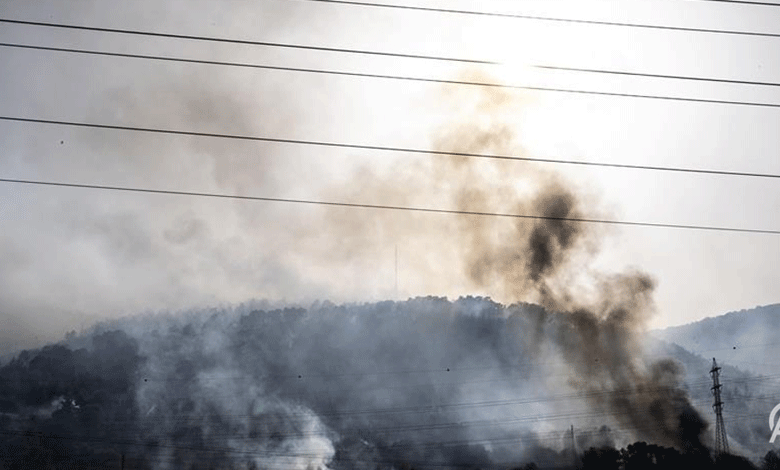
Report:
653,304,780,376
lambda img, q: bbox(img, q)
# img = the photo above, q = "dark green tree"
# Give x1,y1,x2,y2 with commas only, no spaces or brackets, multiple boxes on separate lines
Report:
582,446,620,470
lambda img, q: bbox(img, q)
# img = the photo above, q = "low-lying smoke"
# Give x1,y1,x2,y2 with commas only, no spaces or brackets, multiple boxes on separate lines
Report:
314,79,710,454
1,62,715,468
0,282,718,470
0,298,707,469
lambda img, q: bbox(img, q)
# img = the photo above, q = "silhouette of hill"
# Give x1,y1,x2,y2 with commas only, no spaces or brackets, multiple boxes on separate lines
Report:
1,298,778,468
653,304,780,376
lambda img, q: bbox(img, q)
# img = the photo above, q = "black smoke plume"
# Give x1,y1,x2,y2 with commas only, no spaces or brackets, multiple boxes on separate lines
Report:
0,296,721,469
0,70,720,468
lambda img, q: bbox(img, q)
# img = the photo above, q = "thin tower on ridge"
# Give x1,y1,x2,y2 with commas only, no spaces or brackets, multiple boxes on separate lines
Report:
710,357,729,456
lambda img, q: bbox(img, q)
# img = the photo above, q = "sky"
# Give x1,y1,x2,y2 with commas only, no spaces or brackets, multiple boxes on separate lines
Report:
0,0,779,354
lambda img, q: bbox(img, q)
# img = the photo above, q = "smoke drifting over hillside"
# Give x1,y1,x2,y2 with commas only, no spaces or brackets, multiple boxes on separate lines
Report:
0,62,722,468
0,126,714,462
0,298,714,469
315,83,710,454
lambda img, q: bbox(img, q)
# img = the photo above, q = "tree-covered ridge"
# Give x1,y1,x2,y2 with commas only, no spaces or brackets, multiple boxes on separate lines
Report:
0,298,776,469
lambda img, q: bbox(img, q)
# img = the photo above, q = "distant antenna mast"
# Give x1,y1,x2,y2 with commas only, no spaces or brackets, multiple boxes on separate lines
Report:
710,358,729,455
394,244,398,300
570,425,578,468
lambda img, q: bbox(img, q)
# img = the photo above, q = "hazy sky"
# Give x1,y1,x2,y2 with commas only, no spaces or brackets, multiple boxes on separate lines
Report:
1,0,779,353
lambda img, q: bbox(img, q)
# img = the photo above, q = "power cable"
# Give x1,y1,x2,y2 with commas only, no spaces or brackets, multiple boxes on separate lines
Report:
13,399,775,462
145,370,779,404
1,409,769,467
0,429,557,469
691,0,780,6
2,369,774,460
3,20,780,93
4,42,780,112
534,63,780,88
301,0,780,39
2,115,779,180
140,362,780,396
1,176,779,235
102,390,778,432
134,373,780,417
6,18,780,90
0,18,492,65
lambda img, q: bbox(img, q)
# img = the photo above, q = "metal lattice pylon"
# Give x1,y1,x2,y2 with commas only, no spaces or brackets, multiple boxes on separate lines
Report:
710,358,729,455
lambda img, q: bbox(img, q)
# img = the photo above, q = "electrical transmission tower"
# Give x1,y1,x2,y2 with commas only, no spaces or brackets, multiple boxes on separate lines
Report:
710,357,729,455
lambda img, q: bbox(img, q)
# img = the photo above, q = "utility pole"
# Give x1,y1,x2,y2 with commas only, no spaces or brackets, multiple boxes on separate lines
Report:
710,358,729,456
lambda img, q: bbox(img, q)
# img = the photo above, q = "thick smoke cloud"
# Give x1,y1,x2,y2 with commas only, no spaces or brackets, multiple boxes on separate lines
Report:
0,300,616,468
0,300,554,468
1,59,721,467
0,3,729,463
1,296,736,469
312,81,710,453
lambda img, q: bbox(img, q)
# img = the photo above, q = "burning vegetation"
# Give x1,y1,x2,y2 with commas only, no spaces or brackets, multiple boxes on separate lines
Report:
0,69,775,469
0,296,775,469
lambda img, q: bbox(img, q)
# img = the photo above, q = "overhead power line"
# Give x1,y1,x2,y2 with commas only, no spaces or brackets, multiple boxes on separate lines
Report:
117,397,767,443
2,115,780,180
1,177,778,235
4,42,780,110
101,376,780,424
1,407,774,468
301,0,780,38
0,428,642,469
693,0,780,7
534,63,780,88
131,368,780,404
6,18,780,92
0,18,493,65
